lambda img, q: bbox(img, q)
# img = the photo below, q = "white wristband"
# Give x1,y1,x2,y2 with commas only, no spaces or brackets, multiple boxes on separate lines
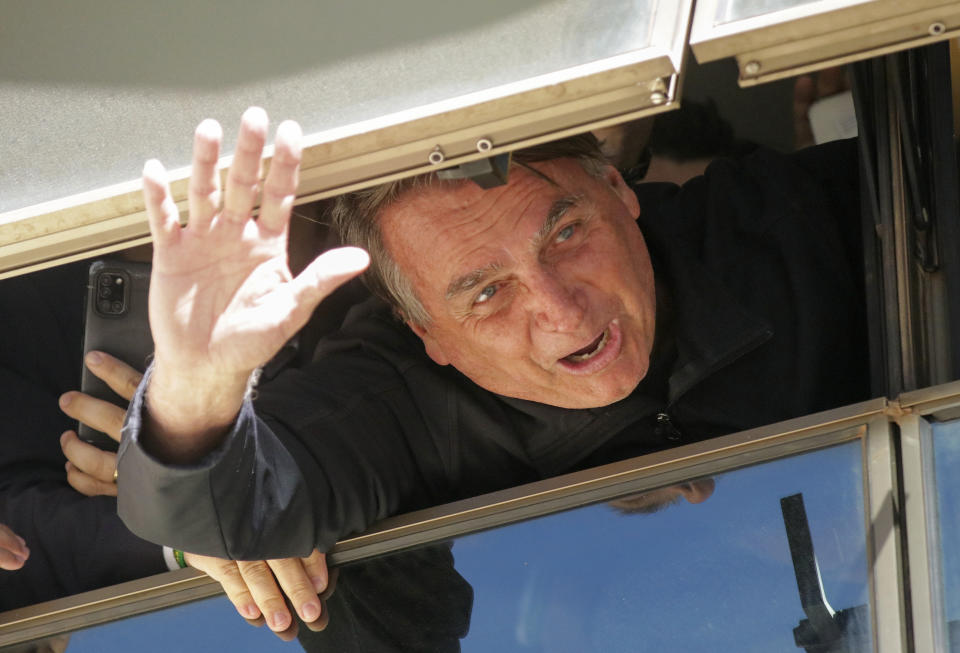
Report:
162,546,180,572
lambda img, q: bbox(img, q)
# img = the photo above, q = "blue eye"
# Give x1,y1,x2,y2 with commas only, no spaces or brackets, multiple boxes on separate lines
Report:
475,285,497,304
556,224,576,242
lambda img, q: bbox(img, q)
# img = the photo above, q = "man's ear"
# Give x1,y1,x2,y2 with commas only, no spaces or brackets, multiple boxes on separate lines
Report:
602,164,641,219
407,321,450,366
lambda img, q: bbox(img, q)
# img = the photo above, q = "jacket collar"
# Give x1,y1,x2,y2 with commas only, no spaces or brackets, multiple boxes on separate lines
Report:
494,182,772,473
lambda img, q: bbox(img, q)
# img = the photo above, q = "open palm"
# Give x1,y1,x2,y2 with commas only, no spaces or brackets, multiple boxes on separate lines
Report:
141,108,367,456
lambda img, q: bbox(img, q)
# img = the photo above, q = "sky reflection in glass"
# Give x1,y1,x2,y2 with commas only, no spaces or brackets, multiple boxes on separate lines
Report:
55,441,870,653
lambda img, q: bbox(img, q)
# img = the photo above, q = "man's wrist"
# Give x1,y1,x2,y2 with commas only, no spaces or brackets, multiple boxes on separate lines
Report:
139,363,248,464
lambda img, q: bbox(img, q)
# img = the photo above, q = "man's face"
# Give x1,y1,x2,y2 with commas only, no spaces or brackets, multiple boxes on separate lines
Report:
380,158,656,409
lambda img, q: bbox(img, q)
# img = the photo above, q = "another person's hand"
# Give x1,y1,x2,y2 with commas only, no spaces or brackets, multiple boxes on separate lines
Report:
141,107,368,461
184,549,336,640
58,351,141,497
793,67,851,150
0,523,29,570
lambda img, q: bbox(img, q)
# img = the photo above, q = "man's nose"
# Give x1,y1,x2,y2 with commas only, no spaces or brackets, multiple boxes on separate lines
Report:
528,269,585,333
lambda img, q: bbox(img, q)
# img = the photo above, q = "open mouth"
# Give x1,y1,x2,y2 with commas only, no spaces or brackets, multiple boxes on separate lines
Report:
556,320,622,375
563,329,609,363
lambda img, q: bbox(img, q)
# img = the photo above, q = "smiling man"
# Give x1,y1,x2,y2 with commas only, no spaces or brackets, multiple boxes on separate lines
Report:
118,107,868,585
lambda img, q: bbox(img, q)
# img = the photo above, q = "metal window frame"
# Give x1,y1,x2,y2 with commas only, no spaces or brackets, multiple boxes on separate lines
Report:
0,0,692,281
0,396,908,650
898,380,960,653
689,0,960,85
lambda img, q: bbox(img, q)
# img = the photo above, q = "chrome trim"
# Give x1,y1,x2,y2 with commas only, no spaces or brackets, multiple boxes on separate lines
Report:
898,379,960,416
864,414,907,653
899,414,949,653
330,397,887,564
690,0,960,86
0,569,220,648
0,397,886,646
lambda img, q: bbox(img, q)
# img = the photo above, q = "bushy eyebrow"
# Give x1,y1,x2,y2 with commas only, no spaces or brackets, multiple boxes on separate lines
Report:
443,194,582,302
445,262,503,301
532,194,581,250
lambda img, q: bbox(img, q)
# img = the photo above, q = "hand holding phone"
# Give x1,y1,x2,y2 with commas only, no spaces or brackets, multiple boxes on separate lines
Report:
60,351,144,495
79,260,153,450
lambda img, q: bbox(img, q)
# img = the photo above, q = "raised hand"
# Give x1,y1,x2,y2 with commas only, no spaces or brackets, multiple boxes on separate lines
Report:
59,351,142,496
140,108,368,461
184,549,336,640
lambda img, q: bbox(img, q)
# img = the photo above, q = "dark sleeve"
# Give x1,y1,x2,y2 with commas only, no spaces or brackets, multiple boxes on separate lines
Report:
298,543,473,653
117,359,444,560
785,138,862,270
0,263,165,613
0,484,165,612
642,138,869,420
0,262,86,473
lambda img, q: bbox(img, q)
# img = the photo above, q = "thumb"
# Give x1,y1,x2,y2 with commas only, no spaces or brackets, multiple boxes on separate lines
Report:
288,247,370,318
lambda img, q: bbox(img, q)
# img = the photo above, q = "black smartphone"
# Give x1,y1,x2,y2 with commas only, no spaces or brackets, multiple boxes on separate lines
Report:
79,259,153,451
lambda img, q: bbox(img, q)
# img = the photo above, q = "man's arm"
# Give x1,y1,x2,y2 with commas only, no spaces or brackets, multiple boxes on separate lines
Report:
64,351,335,635
135,107,368,464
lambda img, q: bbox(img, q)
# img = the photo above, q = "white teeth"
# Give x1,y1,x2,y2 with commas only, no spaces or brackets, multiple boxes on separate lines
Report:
567,329,609,362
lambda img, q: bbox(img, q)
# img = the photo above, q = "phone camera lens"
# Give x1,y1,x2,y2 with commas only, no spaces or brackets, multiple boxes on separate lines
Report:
98,286,111,299
98,299,112,313
111,301,123,313
99,274,112,287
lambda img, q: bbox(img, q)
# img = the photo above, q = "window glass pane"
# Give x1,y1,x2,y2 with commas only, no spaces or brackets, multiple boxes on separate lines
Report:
13,441,872,652
1,0,657,215
712,0,864,24
932,419,960,650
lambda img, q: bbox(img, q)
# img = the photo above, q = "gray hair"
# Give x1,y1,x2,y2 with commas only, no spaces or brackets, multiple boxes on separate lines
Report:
330,133,608,326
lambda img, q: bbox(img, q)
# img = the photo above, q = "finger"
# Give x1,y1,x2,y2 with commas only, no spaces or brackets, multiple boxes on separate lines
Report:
84,350,144,401
237,560,293,632
268,615,299,642
188,119,223,232
0,524,28,559
258,120,302,234
267,557,323,624
242,612,300,641
320,566,339,601
60,430,118,488
65,459,118,497
817,66,848,97
0,548,27,571
793,75,816,116
222,107,268,226
300,550,328,594
143,158,181,248
285,247,370,328
59,390,126,442
303,598,330,632
792,75,816,150
0,525,29,570
186,554,262,621
306,566,338,633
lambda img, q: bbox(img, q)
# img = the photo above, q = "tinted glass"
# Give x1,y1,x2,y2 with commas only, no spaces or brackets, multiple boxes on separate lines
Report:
8,441,872,652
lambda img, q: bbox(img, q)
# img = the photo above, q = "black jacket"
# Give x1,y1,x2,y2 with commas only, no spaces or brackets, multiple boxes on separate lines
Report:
0,263,166,613
117,140,868,559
